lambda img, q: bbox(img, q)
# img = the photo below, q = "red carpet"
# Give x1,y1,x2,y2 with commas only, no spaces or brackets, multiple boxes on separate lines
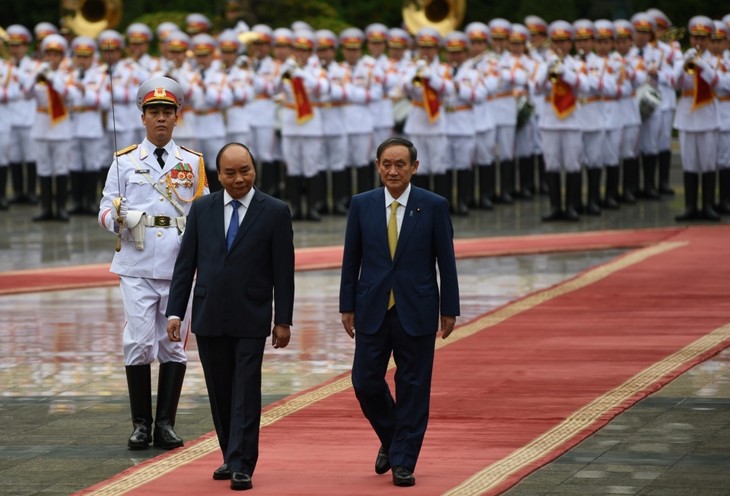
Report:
0,227,681,295
74,225,730,495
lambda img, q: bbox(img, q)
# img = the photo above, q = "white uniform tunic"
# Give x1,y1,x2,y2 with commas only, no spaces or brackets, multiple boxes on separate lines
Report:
490,52,527,162
630,44,667,155
577,52,617,169
0,60,21,166
225,63,256,146
244,56,280,163
276,62,329,178
472,53,499,165
617,53,643,160
534,54,587,173
402,57,455,174
8,56,40,164
70,64,111,172
715,54,730,169
98,138,208,365
193,65,233,170
321,60,348,172
655,40,681,152
369,53,396,144
30,65,81,176
672,50,721,173
601,53,627,167
342,55,382,166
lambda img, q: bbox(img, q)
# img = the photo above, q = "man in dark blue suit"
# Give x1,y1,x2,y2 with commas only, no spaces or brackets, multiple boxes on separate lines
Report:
339,137,460,487
166,142,294,491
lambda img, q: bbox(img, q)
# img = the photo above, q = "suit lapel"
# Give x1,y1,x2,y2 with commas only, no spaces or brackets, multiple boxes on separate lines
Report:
393,187,423,263
369,189,390,258
210,191,227,252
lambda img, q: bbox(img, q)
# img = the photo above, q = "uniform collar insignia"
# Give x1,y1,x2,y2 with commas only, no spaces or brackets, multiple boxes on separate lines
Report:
139,143,149,160
174,146,183,161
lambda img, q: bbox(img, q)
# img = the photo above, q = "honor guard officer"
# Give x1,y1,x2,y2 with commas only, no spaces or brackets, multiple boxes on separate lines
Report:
30,34,80,222
6,24,40,206
534,21,586,221
191,33,233,192
340,27,382,195
0,50,20,210
219,30,255,149
573,19,618,216
366,23,397,145
443,30,484,215
125,23,157,142
99,30,137,157
488,18,526,204
156,21,180,61
647,8,682,196
712,20,730,215
525,15,551,193
160,31,200,153
402,27,454,195
465,21,498,209
674,16,721,221
68,36,111,215
594,20,624,209
613,20,643,204
386,27,413,137
33,22,58,44
509,23,540,200
245,25,282,197
315,29,349,215
275,29,329,221
631,12,667,200
98,76,208,451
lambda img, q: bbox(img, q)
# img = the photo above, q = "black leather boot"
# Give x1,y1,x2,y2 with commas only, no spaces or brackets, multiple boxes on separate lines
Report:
9,163,26,204
154,362,186,450
33,177,54,221
564,172,581,221
260,161,274,196
541,171,563,222
621,158,637,204
332,169,349,215
356,165,374,194
286,175,303,220
658,150,674,196
433,172,451,203
125,364,153,450
640,153,660,199
517,156,534,199
477,164,494,209
536,154,548,194
701,172,720,221
314,170,327,215
305,175,322,221
717,169,730,215
85,171,100,215
585,168,602,216
602,166,620,210
54,175,69,222
455,169,471,215
495,160,514,203
0,167,8,210
675,172,700,221
69,171,85,215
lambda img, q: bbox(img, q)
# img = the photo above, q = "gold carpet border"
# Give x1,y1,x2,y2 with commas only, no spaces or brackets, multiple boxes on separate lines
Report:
84,241,685,495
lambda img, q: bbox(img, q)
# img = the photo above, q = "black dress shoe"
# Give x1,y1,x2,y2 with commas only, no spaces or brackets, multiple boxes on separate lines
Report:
213,463,231,480
231,472,253,491
127,424,152,450
375,446,390,475
153,423,184,450
392,466,415,487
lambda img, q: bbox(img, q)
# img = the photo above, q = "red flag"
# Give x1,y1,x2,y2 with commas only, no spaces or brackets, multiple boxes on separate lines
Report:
422,82,441,124
46,84,68,126
291,76,314,124
550,79,577,119
692,72,714,111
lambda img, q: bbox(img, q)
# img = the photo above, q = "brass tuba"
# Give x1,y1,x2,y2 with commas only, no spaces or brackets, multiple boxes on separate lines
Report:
60,0,122,38
402,0,466,36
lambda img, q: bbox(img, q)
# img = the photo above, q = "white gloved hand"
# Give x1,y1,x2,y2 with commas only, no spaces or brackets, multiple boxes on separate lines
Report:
684,48,697,62
420,66,432,80
111,197,128,223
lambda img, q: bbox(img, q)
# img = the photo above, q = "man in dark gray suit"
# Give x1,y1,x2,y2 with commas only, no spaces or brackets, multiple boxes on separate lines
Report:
166,142,295,491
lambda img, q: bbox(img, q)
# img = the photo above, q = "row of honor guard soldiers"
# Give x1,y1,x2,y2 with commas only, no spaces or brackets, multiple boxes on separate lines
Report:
3,10,730,222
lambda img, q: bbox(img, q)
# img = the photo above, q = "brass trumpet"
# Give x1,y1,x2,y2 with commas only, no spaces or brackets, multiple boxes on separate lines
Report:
412,59,429,86
547,49,564,83
684,46,700,75
280,56,299,80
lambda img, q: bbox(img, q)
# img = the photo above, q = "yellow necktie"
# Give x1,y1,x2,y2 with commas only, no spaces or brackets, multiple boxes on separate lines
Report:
387,201,399,309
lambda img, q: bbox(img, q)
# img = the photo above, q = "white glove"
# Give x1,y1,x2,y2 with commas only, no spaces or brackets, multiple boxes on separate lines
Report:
111,197,128,223
420,66,432,80
292,67,307,79
684,48,697,62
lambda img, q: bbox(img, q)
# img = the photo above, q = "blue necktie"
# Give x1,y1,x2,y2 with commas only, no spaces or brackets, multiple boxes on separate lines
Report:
226,200,241,251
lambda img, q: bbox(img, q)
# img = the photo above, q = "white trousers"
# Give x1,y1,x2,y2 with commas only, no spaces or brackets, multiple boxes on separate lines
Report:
540,129,583,173
446,135,476,170
282,135,323,178
69,137,109,172
119,276,188,366
679,130,718,173
35,140,72,176
8,127,34,163
474,129,496,165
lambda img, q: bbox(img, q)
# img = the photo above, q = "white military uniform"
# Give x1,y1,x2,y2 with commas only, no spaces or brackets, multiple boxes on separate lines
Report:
8,55,39,168
193,64,232,173
99,138,208,364
70,63,111,173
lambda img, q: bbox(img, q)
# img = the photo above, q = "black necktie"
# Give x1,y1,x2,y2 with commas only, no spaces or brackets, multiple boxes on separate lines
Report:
154,148,165,169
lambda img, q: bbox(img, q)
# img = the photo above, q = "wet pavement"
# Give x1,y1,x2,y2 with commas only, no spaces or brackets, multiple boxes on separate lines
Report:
2,155,730,495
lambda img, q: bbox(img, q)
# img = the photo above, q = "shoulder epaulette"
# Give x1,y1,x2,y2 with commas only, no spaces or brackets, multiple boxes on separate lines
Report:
180,145,203,157
115,144,138,156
